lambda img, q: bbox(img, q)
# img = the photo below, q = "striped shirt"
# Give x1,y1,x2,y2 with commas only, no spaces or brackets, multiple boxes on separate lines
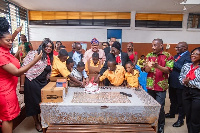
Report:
22,50,51,81
179,63,200,89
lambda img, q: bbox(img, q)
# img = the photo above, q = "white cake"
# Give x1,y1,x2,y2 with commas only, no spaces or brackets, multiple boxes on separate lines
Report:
84,83,100,94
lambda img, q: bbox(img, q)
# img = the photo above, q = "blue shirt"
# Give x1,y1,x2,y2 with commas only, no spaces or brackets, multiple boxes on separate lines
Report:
72,51,88,78
179,50,188,57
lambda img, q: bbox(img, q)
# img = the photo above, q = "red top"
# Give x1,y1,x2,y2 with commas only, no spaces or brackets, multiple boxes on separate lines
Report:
53,50,58,56
129,52,138,62
0,47,20,121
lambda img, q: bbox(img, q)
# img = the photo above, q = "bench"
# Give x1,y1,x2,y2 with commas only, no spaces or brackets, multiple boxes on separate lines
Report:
46,123,156,133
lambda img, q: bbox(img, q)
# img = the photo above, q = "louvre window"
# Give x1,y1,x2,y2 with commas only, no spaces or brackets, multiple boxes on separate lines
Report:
0,0,28,53
29,11,131,27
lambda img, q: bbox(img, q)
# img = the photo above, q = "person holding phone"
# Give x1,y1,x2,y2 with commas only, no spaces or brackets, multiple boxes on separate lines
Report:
0,17,42,133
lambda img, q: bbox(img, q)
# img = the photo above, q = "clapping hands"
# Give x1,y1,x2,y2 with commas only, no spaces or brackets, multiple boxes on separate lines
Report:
145,58,159,68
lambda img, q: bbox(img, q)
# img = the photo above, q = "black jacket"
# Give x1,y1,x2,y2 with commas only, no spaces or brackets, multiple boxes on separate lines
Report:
103,47,111,58
169,51,191,89
68,51,74,58
99,52,130,75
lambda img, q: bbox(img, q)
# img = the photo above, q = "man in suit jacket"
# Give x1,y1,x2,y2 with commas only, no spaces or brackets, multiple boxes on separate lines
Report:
94,41,130,84
103,37,116,57
68,43,76,58
166,42,191,127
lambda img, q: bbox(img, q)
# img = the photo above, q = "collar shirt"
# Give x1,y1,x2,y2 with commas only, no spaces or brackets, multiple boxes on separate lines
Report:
82,49,106,64
146,51,174,91
51,56,70,77
22,50,51,81
99,65,125,86
125,69,139,88
70,68,83,82
72,51,88,78
179,63,200,89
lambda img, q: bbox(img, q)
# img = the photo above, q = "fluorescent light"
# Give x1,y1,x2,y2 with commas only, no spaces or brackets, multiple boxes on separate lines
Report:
180,0,200,4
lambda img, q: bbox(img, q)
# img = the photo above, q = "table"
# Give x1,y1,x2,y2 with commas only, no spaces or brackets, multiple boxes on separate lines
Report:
40,87,160,131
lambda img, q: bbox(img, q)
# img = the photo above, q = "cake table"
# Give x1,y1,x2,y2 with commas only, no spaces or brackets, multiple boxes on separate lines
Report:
40,86,161,132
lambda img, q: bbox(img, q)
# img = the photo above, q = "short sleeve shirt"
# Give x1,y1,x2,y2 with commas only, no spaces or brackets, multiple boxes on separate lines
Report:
51,56,70,77
0,47,20,94
145,51,174,91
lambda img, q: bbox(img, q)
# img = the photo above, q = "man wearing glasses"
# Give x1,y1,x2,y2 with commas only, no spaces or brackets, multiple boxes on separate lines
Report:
166,42,191,127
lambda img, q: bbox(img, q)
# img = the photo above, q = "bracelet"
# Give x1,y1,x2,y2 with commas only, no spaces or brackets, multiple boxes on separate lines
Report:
20,85,24,87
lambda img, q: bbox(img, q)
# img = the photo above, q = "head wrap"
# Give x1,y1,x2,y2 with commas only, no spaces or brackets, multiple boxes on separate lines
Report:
112,41,121,51
91,38,99,44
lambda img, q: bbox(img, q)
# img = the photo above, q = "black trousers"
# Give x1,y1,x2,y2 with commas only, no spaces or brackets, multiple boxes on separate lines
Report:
148,89,166,128
168,86,178,115
176,89,185,121
183,87,200,133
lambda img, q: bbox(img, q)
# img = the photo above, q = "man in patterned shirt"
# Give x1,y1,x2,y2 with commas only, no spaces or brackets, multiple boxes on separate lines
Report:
144,39,174,133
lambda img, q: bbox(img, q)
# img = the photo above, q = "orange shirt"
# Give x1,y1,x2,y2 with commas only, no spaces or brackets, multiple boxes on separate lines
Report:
99,65,125,86
85,59,103,75
51,56,70,78
125,69,139,88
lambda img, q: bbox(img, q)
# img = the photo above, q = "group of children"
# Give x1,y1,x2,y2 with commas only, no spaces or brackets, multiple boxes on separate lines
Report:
51,42,140,89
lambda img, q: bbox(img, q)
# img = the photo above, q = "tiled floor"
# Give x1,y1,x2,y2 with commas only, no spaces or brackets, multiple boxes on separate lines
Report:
13,91,188,133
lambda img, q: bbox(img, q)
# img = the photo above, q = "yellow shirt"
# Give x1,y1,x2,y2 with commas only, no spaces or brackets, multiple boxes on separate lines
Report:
137,58,145,68
125,69,139,87
85,59,103,75
51,56,70,77
99,65,126,86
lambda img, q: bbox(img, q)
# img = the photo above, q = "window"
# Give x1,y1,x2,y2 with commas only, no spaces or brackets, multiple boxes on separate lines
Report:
187,13,200,28
135,13,183,28
0,0,28,53
29,11,131,27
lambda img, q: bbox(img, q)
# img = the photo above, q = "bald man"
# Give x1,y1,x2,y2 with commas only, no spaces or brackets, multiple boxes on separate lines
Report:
145,39,174,133
68,42,76,58
166,42,191,127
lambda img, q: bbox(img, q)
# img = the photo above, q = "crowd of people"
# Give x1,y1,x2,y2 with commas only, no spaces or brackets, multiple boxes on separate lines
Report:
0,16,200,133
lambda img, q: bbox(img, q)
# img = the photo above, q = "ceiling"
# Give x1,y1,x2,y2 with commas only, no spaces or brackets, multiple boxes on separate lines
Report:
10,0,200,13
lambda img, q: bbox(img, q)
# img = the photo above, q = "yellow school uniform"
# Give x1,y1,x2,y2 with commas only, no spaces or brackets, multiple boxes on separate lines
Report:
125,69,139,87
99,65,125,86
51,56,70,77
85,59,103,75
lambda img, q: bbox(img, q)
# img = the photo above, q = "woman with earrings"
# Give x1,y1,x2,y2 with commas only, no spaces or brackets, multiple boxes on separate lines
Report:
0,17,42,133
21,38,54,132
179,47,200,133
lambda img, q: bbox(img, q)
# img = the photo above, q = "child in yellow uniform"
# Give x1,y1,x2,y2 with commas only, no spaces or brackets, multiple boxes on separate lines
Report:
85,52,103,80
125,61,140,89
51,49,84,87
98,59,125,86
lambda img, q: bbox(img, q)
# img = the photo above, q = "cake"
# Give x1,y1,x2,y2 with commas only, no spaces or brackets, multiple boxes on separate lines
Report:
84,83,100,94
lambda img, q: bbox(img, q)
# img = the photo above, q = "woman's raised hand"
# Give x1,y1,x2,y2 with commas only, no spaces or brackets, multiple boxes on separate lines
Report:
15,26,22,32
33,50,43,63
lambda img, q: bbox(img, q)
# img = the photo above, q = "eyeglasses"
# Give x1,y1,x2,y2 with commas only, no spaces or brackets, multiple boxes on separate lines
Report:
191,53,200,56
